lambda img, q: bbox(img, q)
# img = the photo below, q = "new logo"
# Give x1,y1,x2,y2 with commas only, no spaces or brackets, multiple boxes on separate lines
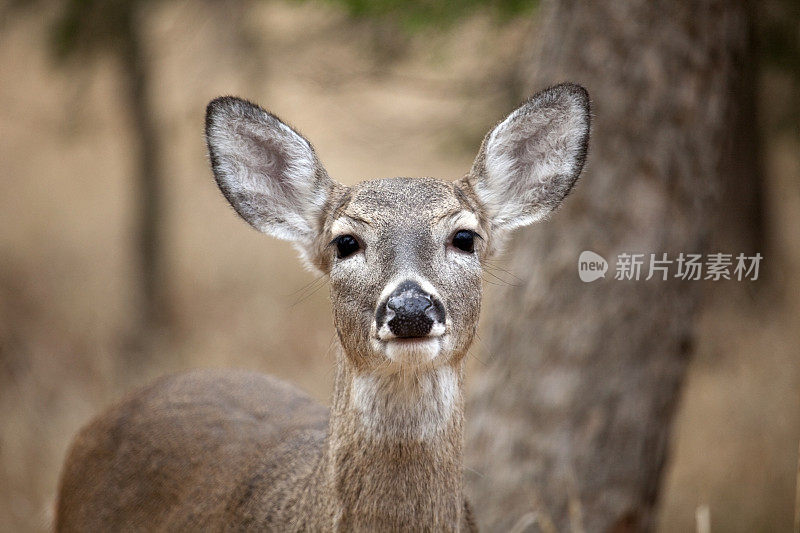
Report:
578,250,608,282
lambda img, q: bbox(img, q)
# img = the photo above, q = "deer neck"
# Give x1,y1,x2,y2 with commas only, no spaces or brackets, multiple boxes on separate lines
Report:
323,345,465,531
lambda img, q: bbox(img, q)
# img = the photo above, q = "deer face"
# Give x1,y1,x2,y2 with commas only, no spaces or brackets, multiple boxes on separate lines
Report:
324,177,485,372
205,84,590,373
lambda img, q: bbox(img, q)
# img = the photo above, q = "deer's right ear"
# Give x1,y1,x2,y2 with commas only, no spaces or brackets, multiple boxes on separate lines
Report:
205,97,338,249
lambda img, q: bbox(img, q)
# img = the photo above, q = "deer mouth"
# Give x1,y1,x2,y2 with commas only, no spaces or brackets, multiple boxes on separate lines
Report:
372,334,446,365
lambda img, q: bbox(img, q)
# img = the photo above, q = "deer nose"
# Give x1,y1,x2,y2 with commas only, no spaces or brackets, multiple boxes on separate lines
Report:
380,280,445,339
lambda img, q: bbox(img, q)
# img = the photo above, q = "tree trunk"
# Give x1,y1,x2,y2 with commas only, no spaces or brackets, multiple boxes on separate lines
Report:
465,1,750,531
119,7,167,334
716,2,765,257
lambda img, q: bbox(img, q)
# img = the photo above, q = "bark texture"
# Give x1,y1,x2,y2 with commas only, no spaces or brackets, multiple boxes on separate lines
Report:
465,1,750,531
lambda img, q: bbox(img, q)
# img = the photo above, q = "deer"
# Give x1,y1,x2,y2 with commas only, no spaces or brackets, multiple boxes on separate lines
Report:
55,83,590,531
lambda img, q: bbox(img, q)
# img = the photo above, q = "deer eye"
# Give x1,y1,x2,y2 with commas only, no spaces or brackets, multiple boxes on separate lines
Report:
451,230,476,253
334,235,360,259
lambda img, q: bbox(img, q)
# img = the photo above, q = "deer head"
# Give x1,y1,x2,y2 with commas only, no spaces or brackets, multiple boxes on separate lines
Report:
205,83,590,375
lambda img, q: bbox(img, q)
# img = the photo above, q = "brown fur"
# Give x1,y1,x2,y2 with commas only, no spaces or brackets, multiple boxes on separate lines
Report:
58,365,476,531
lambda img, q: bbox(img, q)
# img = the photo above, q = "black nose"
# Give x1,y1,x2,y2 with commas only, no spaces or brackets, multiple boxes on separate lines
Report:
379,280,445,338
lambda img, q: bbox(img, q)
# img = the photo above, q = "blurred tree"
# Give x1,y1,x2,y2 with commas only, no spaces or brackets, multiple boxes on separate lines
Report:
51,0,167,337
43,0,253,342
760,0,800,135
465,0,754,531
318,0,535,92
320,0,532,31
704,0,800,262
715,5,764,257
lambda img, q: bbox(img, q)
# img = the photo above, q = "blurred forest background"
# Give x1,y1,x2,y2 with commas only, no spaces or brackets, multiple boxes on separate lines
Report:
0,0,798,531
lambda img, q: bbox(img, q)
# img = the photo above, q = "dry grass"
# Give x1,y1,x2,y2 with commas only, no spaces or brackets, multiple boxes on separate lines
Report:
0,3,798,532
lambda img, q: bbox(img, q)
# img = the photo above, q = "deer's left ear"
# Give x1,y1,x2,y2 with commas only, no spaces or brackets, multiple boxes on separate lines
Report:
460,83,590,237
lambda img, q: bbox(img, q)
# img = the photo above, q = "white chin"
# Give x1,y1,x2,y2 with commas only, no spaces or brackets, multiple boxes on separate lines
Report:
383,337,441,365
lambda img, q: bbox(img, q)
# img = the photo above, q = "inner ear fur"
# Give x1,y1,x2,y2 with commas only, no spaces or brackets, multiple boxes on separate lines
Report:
462,83,590,237
205,96,346,271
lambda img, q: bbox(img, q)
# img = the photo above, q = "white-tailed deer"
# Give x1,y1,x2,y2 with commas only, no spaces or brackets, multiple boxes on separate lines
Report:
56,83,590,531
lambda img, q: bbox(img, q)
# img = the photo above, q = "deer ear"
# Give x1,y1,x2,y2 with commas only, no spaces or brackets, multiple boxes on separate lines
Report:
205,97,338,249
461,83,590,235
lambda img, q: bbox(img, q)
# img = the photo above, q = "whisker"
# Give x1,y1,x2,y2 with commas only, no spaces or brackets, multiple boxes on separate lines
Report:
485,261,526,284
463,466,485,478
467,348,487,366
481,276,503,287
472,332,496,362
485,265,524,287
483,268,519,287
291,277,329,307
284,273,327,297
